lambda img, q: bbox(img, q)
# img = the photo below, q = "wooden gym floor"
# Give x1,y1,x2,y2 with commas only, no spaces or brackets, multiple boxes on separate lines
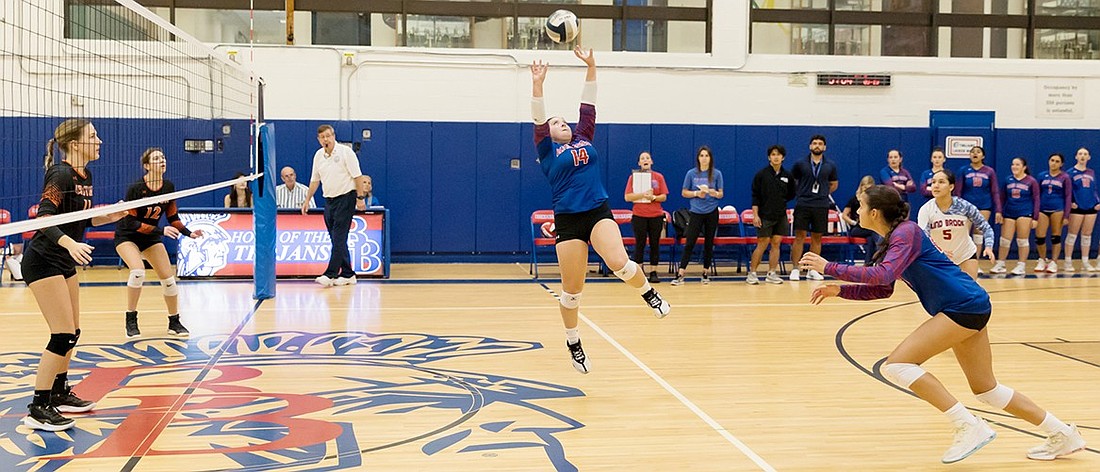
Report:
0,264,1097,471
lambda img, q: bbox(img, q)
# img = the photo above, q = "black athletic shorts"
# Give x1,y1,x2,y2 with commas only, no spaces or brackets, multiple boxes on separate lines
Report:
555,202,614,244
943,311,991,331
793,206,828,233
1070,207,1098,215
1040,210,1061,218
115,232,164,252
21,242,77,285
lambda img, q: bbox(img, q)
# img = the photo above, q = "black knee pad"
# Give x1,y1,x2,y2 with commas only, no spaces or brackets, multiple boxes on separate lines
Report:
1052,235,1062,244
45,333,77,357
1036,237,1046,246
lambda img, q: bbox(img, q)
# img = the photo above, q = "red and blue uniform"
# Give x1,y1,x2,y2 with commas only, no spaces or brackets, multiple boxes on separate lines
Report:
1001,174,1040,219
535,103,607,215
1067,166,1100,211
955,165,1001,213
1038,171,1073,215
879,166,916,201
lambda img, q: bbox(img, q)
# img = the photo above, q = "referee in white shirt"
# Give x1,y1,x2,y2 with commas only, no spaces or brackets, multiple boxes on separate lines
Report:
276,166,316,209
302,125,368,287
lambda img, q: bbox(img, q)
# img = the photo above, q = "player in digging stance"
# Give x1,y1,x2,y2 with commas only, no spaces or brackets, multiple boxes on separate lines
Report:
530,47,670,374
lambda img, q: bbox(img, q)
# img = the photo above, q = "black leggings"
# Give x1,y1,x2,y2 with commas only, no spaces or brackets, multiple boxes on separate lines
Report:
679,209,719,270
631,215,664,267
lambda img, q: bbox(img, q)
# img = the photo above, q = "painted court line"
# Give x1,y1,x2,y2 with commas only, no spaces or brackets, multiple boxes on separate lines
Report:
538,284,777,472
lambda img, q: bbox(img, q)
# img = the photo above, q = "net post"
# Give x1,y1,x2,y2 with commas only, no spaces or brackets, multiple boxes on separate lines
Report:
253,122,277,300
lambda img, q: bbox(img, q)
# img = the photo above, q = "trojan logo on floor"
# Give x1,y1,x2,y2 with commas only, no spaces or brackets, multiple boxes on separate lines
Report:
0,331,586,471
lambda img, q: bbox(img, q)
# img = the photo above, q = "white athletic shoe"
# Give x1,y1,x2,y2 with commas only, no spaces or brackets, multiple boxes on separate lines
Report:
990,261,1007,274
1046,262,1059,274
942,418,997,464
566,339,591,374
1027,424,1086,461
1085,261,1098,272
1064,260,1076,272
789,269,801,281
1034,258,1048,272
746,272,760,285
1010,262,1026,276
315,275,335,287
765,272,783,284
806,269,824,280
334,275,357,286
641,288,671,319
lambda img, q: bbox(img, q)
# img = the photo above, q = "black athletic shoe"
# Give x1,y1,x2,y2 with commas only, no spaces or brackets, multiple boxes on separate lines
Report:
647,271,660,284
25,404,75,431
567,339,591,374
167,315,189,338
641,288,671,319
125,311,140,338
51,387,96,413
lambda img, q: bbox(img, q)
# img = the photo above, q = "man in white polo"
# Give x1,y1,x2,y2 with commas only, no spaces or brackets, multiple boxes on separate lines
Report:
301,125,367,287
276,166,316,209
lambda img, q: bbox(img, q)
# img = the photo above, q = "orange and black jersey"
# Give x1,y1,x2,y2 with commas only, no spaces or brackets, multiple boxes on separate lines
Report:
115,179,191,238
34,161,94,245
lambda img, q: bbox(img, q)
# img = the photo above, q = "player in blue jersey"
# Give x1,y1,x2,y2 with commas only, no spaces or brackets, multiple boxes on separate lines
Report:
530,47,670,374
1035,153,1072,273
879,149,916,202
990,157,1039,275
800,185,1086,464
1064,147,1100,272
955,146,1001,273
918,147,947,199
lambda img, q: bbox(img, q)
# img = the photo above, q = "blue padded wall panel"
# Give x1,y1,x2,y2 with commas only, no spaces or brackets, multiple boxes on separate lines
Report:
476,123,522,252
692,125,737,207
606,124,653,217
649,124,695,214
357,121,388,207
431,122,478,252
519,125,551,252
733,126,780,211
386,122,433,252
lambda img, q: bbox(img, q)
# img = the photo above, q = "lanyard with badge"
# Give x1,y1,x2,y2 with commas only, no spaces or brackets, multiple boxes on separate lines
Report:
810,157,822,194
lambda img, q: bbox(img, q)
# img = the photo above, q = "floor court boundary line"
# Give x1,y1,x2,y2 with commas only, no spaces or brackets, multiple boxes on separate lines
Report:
538,283,777,472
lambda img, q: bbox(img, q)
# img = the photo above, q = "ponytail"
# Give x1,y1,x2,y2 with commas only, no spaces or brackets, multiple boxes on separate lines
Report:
866,185,911,266
44,138,56,172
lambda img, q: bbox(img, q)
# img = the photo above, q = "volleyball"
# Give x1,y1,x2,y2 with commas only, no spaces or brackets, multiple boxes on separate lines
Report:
545,10,579,43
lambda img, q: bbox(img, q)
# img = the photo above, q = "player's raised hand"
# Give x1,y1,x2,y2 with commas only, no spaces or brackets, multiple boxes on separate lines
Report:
810,284,841,305
573,46,595,67
530,60,548,84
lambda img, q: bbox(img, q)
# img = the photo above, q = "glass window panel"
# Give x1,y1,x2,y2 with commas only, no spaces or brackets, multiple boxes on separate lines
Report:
939,26,984,57
1037,0,1100,16
834,24,874,55
751,23,830,54
836,0,935,12
513,17,573,50
405,15,473,48
313,12,370,46
667,20,706,52
68,4,168,41
1035,29,1100,58
371,14,399,47
990,27,1027,57
174,9,287,44
940,0,1027,14
752,0,829,9
882,24,932,55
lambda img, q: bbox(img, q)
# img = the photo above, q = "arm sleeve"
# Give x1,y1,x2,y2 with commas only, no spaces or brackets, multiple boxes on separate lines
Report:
714,170,724,190
575,103,596,142
825,223,921,285
682,171,693,191
751,172,762,207
904,170,916,194
829,164,838,183
919,172,933,198
165,201,191,236
785,172,797,201
344,148,363,179
624,175,634,196
1063,174,1073,215
36,167,67,244
953,167,963,197
961,199,996,249
989,169,1002,214
837,281,896,300
1030,178,1041,218
879,168,892,185
309,156,320,183
656,173,668,196
531,96,547,125
916,203,931,235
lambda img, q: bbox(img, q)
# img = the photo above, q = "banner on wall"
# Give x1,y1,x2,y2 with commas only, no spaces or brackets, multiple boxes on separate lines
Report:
176,210,387,278
945,136,983,158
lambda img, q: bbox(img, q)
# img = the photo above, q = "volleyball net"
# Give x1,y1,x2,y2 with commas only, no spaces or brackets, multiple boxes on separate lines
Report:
1,0,275,296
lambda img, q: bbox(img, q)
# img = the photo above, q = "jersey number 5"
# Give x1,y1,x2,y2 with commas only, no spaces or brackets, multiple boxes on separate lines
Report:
571,148,590,167
144,207,162,219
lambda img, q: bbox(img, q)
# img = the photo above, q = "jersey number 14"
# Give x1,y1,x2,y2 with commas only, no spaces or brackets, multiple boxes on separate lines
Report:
571,148,590,167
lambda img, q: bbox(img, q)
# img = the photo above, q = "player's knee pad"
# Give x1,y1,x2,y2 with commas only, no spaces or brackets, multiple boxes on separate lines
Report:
127,269,146,288
45,333,77,357
881,362,926,389
999,237,1012,248
162,276,178,297
612,260,638,282
1016,238,1029,248
1036,237,1046,246
1051,235,1062,245
975,383,1014,409
560,291,582,310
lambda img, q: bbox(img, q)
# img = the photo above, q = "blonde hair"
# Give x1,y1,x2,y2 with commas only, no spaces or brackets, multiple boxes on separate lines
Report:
45,118,91,171
857,175,876,195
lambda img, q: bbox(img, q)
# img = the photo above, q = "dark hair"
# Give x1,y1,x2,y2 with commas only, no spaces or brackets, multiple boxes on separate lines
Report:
317,124,334,136
228,171,253,207
696,145,715,183
1049,152,1064,166
45,118,91,171
970,146,985,160
931,147,945,155
767,144,786,157
934,168,956,186
809,134,827,145
1013,157,1031,176
864,185,911,265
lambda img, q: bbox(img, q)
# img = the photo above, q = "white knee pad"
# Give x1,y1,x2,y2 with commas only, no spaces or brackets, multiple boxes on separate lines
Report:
973,234,984,247
560,291,581,310
975,383,1014,409
881,362,926,389
1016,238,1029,248
162,276,178,297
127,269,146,288
999,237,1012,248
612,260,639,282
